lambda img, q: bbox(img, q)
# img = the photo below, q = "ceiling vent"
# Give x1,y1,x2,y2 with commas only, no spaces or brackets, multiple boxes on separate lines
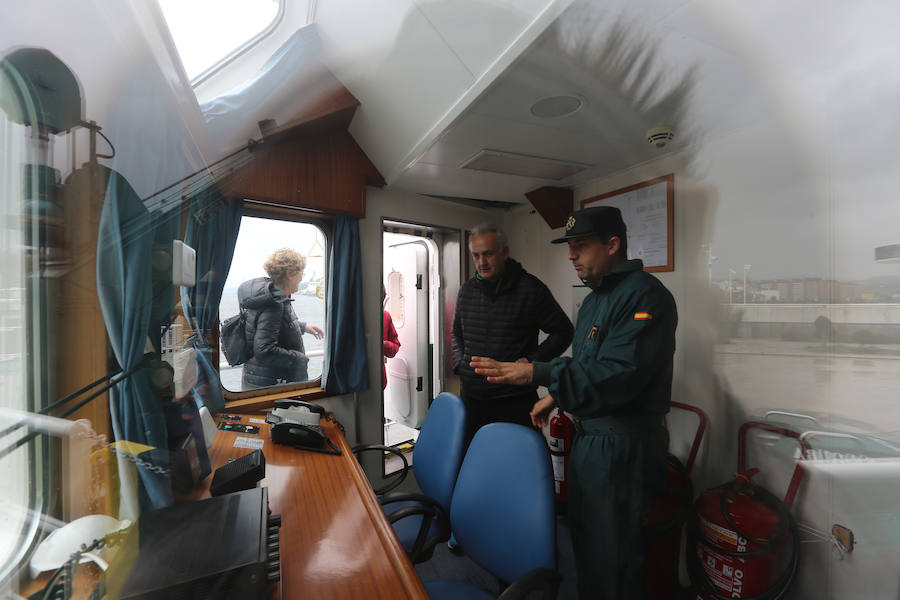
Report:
530,95,584,119
459,149,590,180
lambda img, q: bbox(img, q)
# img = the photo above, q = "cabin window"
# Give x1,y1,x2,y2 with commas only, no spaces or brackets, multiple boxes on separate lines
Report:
0,74,46,581
158,0,285,83
219,215,327,394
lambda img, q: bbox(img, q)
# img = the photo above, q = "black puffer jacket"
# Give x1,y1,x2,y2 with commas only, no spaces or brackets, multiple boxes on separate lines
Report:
238,277,309,388
451,259,574,399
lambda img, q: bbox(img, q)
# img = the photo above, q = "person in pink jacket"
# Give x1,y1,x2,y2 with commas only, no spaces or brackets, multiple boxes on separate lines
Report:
383,285,400,389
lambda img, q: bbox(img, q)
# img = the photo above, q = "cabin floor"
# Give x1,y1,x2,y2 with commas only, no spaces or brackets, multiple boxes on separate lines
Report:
415,514,578,599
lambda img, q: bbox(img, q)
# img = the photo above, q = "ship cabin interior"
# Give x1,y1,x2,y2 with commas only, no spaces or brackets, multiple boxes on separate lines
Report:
3,0,900,598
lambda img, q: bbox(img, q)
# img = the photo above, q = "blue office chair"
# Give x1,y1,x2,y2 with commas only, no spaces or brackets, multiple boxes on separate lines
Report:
424,423,560,600
353,392,466,563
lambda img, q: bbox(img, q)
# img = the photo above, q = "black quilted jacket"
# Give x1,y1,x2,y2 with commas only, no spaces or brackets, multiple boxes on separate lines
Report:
451,259,573,399
237,277,308,388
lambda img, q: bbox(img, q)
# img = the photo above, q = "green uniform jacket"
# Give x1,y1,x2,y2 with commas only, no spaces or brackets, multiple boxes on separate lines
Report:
532,259,677,418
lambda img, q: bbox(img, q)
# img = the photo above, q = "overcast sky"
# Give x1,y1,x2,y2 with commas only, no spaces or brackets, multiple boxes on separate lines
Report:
223,217,326,289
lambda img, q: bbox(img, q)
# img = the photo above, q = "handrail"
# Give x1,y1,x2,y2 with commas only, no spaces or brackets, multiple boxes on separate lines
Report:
738,422,810,509
670,401,709,475
764,410,818,425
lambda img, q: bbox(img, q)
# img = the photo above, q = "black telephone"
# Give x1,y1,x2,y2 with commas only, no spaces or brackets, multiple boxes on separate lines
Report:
271,421,327,447
266,400,340,455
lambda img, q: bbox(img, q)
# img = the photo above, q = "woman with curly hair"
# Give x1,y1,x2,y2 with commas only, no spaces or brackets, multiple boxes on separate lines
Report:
237,248,324,389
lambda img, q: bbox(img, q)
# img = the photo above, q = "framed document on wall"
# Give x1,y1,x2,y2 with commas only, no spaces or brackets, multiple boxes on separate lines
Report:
582,173,674,272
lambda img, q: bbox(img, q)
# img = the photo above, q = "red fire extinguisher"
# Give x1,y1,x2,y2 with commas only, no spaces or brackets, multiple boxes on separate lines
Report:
688,422,803,600
548,408,573,509
645,401,709,600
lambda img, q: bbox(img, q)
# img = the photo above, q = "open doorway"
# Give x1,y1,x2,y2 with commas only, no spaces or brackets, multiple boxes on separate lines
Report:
382,220,461,473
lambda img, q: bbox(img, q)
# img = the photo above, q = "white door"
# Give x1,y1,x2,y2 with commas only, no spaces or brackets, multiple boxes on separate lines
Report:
384,236,429,428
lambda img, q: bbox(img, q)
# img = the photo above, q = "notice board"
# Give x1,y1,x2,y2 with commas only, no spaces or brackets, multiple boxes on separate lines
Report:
581,173,674,272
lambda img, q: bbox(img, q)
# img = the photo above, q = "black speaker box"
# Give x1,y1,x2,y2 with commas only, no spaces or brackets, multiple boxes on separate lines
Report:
210,449,266,496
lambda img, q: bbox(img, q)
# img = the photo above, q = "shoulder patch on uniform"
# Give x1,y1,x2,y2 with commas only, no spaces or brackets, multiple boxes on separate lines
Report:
633,312,652,320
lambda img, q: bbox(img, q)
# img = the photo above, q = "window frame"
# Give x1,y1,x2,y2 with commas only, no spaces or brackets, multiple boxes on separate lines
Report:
0,61,53,588
183,0,287,88
220,203,332,404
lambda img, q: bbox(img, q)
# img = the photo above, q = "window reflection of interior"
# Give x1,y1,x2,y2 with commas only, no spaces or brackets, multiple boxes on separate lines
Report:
218,216,326,394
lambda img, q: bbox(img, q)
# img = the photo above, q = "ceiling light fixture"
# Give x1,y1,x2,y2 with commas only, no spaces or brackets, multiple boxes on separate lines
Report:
530,95,584,119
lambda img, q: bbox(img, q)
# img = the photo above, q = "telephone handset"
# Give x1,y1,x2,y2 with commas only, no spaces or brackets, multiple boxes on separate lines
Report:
271,421,327,448
266,400,340,455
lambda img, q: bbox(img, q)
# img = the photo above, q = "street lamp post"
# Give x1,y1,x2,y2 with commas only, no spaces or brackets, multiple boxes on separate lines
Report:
743,264,751,304
702,244,717,287
729,268,736,304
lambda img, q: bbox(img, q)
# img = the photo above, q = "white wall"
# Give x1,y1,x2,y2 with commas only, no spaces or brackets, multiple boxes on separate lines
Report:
355,187,505,482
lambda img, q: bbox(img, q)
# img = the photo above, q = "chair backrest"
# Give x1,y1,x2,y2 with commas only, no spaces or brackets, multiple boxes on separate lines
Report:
412,392,466,510
450,423,555,584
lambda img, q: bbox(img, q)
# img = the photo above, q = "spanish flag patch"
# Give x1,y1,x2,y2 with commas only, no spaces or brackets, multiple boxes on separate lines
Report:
633,312,652,321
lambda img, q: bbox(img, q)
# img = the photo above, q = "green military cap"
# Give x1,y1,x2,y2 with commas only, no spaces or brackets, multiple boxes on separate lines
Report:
551,206,626,244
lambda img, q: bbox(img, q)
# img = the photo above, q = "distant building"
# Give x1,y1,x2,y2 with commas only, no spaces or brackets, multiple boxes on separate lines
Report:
791,279,804,302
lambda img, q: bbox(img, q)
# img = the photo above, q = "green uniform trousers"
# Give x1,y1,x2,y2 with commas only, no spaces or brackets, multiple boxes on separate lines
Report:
568,415,668,600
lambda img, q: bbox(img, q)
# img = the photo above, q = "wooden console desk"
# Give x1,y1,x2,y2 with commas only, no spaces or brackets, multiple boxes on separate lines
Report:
21,413,427,600
203,413,428,600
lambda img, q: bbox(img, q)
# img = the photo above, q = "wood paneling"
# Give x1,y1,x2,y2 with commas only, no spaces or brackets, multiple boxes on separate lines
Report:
58,163,113,519
219,67,385,217
222,131,383,217
525,186,573,230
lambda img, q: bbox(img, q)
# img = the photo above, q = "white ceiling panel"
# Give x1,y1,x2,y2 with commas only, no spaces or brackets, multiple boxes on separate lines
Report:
416,112,633,168
413,0,553,78
317,0,476,178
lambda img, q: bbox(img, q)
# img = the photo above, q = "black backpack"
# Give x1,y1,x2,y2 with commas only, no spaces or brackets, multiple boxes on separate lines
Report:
220,309,256,366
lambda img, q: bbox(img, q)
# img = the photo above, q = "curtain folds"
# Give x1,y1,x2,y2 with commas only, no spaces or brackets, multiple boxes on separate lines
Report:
323,216,370,394
181,190,243,414
96,168,171,514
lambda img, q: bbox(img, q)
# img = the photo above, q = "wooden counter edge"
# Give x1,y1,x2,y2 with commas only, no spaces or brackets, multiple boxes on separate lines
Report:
330,425,428,599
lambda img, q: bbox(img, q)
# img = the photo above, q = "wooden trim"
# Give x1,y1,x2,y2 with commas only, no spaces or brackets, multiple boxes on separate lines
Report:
341,429,429,598
242,201,336,222
581,173,674,272
225,386,331,413
525,186,573,229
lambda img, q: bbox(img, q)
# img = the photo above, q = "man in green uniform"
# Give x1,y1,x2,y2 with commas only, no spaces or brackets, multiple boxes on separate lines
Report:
471,205,677,599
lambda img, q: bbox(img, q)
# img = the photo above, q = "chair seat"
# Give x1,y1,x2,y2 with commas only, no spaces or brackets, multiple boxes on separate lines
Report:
382,499,441,552
424,579,496,600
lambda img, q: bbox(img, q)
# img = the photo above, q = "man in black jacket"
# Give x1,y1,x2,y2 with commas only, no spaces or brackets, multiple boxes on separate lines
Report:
452,223,573,445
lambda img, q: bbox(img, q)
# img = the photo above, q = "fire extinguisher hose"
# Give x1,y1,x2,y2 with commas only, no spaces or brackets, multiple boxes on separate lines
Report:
686,482,800,600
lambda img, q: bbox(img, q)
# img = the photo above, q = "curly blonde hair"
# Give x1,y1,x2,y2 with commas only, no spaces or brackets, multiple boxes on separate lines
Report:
264,248,307,288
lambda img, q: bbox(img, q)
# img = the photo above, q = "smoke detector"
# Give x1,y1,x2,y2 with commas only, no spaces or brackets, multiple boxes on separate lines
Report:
646,125,675,148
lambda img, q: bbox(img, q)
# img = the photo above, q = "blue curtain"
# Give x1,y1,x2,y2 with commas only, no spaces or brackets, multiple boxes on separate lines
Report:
323,216,370,393
96,168,172,511
180,190,243,414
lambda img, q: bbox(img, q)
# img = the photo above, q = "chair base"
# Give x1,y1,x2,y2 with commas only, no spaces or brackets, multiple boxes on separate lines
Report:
424,579,495,600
